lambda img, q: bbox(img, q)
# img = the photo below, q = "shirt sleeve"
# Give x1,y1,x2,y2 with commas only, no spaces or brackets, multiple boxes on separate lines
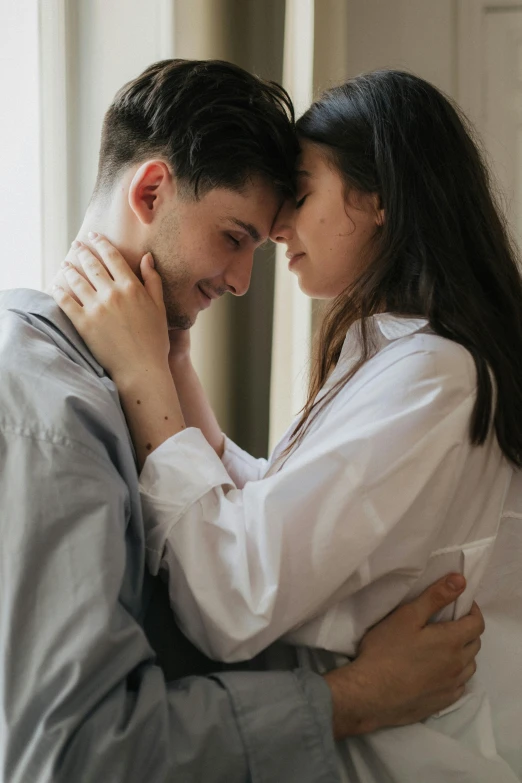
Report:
1,430,340,783
140,343,476,662
221,434,269,487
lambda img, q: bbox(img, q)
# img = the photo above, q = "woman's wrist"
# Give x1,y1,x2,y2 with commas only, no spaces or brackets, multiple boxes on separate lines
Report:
113,362,173,396
168,351,193,379
114,364,186,468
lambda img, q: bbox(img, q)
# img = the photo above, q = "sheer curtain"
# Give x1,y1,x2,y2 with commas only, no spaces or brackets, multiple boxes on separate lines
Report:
0,0,42,290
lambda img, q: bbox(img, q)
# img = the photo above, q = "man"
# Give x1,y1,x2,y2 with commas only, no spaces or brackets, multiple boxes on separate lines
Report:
0,59,482,783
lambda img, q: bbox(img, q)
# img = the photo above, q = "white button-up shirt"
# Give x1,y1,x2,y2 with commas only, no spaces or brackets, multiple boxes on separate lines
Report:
140,315,522,782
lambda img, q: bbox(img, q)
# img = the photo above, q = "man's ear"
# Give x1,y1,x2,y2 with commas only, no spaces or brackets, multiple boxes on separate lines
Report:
128,160,174,225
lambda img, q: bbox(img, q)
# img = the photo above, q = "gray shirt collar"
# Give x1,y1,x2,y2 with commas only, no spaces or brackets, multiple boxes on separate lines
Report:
0,288,105,377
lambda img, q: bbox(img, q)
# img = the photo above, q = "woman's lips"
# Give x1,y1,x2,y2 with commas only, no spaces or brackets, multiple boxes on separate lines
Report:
288,252,305,269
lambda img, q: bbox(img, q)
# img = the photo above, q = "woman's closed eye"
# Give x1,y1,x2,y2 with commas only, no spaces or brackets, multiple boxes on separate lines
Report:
295,194,308,209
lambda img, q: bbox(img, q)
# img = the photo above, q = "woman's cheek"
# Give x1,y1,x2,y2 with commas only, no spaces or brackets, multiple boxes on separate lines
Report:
294,212,306,242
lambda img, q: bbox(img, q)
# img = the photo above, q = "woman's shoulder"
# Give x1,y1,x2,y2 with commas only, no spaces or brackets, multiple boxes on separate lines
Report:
372,328,477,399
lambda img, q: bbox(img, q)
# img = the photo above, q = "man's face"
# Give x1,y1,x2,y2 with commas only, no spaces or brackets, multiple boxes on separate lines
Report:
150,176,282,329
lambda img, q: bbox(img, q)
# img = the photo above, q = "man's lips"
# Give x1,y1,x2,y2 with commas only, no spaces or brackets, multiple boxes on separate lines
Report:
197,284,219,309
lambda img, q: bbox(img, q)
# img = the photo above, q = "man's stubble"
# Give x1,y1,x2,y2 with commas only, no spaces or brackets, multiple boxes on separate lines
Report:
150,209,194,330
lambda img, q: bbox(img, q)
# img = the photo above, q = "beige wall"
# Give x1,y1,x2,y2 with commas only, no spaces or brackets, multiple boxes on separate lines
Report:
314,0,457,97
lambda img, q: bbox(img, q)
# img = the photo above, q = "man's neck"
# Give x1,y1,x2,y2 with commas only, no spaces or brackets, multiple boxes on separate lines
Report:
64,202,143,275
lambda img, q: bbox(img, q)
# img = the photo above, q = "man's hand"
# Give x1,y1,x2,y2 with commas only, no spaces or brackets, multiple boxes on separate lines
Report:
325,574,484,739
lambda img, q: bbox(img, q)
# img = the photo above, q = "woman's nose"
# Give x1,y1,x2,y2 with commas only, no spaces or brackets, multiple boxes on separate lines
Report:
269,199,295,244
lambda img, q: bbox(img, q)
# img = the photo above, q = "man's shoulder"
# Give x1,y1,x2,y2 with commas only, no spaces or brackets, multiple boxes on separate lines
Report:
0,287,101,376
0,290,129,462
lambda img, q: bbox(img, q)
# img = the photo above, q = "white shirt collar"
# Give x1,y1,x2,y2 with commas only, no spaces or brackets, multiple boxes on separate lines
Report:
373,313,429,341
336,314,430,368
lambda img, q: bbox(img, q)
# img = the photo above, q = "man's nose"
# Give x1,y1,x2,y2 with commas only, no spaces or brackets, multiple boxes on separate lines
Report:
269,199,295,245
223,252,254,297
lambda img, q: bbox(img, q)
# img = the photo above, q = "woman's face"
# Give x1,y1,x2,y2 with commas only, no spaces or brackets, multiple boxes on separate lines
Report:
270,140,382,299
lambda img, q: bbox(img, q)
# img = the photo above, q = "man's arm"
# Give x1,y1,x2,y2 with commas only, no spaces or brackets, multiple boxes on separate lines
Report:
324,573,483,738
213,573,483,782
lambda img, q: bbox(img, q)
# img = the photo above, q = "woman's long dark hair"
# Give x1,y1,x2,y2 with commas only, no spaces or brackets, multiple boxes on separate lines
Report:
288,70,522,466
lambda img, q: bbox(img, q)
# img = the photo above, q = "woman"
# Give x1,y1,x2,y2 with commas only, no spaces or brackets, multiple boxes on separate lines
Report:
53,71,522,781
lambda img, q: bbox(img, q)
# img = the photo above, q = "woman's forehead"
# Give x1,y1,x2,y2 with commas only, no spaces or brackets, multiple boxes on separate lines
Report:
296,141,331,176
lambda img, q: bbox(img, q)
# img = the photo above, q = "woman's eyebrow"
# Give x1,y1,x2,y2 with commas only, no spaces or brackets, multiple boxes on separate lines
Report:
296,169,312,179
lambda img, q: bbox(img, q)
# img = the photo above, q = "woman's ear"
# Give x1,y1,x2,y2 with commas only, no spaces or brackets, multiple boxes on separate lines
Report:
128,160,174,225
373,193,385,226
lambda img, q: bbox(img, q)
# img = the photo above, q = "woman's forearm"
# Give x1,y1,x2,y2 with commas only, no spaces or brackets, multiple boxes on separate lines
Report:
116,355,224,469
116,367,186,469
169,355,225,457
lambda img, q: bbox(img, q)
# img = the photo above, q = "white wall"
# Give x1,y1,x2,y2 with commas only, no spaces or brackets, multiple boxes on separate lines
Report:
0,0,42,290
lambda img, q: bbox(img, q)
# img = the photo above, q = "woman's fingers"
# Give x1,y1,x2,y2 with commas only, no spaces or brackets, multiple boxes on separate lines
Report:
88,233,135,282
51,284,84,323
62,263,99,306
140,253,165,311
49,268,82,306
70,242,115,294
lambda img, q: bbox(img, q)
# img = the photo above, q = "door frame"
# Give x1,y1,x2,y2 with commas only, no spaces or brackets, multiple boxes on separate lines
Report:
458,0,522,124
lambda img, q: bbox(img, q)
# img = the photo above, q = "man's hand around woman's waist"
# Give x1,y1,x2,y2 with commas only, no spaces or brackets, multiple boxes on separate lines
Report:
326,573,483,739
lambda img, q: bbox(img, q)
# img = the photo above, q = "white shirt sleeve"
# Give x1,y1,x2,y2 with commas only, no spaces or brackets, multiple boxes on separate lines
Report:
221,435,269,487
140,340,476,662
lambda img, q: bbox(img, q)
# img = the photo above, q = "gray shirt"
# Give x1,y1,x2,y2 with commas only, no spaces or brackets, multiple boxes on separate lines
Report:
0,289,340,783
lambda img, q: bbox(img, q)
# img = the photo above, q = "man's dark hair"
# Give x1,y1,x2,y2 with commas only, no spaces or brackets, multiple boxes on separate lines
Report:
95,59,298,199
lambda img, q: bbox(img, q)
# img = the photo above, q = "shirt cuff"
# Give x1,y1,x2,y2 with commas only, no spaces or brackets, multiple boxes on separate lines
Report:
221,435,268,487
139,427,234,514
213,668,340,783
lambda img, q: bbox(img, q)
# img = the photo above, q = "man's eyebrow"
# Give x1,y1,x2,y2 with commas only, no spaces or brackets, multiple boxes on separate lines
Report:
227,218,262,244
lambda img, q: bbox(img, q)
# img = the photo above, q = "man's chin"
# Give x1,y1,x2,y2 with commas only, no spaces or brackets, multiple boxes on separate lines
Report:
166,311,194,331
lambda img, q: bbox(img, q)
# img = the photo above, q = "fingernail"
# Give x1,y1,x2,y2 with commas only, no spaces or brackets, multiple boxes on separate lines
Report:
445,574,465,592
88,231,99,240
71,240,81,249
148,253,155,268
61,260,71,269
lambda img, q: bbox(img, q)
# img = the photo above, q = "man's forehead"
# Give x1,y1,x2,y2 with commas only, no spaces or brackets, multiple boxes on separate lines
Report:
216,192,283,241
